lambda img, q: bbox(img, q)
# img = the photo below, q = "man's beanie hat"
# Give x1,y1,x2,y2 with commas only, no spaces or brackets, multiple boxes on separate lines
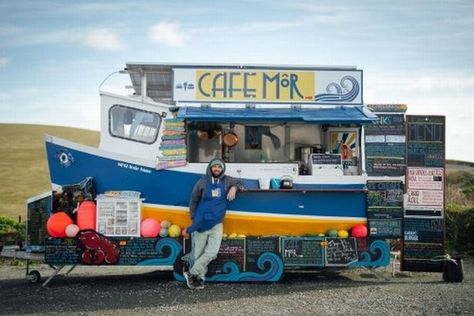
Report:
209,158,225,169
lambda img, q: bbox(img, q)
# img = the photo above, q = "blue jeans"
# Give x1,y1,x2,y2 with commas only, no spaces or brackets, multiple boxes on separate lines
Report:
188,223,223,280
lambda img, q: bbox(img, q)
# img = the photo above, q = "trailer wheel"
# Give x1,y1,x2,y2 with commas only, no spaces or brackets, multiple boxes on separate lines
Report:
28,270,41,283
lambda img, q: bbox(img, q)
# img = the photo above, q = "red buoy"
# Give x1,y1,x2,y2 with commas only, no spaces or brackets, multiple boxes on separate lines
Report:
47,212,73,238
77,201,97,230
351,224,368,238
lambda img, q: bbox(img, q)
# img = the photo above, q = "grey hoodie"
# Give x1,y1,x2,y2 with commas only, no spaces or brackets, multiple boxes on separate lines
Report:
188,158,243,220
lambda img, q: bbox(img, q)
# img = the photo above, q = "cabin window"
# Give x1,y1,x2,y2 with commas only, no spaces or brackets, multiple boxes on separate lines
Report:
109,104,161,144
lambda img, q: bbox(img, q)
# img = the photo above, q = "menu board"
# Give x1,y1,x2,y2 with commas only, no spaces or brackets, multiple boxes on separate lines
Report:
407,116,445,167
365,112,406,176
26,192,52,251
207,238,245,275
310,153,341,165
281,237,324,267
117,238,163,265
367,181,403,238
403,116,445,273
246,237,280,271
44,238,81,265
325,237,358,266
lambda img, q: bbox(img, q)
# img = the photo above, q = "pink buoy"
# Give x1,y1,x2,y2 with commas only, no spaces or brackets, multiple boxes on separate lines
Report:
65,223,80,237
141,218,161,237
47,212,73,238
77,201,97,230
351,224,368,238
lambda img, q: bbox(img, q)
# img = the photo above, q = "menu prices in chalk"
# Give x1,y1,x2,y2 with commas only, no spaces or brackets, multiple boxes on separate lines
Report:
402,115,445,272
402,218,444,272
207,238,245,275
367,181,403,238
365,112,406,176
406,116,445,167
281,237,324,267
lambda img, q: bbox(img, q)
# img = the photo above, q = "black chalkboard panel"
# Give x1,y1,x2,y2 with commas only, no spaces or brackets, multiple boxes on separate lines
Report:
26,192,52,251
368,219,402,237
281,237,324,267
310,153,341,165
402,243,444,272
365,114,405,135
246,237,280,272
403,218,444,243
325,237,358,266
367,181,404,207
367,207,403,219
406,116,445,167
44,238,81,265
207,238,245,275
117,238,163,265
365,142,405,157
366,157,406,177
402,218,445,272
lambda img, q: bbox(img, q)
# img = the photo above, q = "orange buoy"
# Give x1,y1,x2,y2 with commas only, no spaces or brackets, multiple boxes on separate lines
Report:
47,212,73,238
77,201,97,230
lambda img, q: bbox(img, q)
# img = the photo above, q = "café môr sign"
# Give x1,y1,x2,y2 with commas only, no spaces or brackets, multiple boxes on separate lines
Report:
173,68,363,105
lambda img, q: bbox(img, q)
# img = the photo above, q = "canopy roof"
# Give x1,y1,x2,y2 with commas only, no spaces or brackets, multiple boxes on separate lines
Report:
176,105,377,124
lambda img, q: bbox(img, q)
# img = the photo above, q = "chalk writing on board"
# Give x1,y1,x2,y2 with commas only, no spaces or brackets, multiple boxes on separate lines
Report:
208,238,245,274
246,237,279,272
281,238,324,267
325,237,358,266
367,207,403,219
368,219,402,237
117,238,163,265
366,157,406,176
45,238,81,265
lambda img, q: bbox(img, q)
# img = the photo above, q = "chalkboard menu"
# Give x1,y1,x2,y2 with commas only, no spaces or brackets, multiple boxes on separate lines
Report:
246,237,280,271
208,238,245,275
402,115,445,272
325,237,358,266
367,181,403,238
365,111,406,176
45,238,81,265
402,217,445,272
117,237,163,265
407,116,445,167
281,237,324,267
26,192,52,251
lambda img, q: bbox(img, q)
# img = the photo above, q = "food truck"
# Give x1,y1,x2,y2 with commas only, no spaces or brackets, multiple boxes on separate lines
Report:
23,63,457,285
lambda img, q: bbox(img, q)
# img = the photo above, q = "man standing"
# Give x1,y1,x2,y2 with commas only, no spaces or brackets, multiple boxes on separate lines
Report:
183,158,242,289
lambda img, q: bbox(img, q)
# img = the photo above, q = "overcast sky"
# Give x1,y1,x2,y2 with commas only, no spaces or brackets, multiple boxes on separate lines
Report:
0,0,473,162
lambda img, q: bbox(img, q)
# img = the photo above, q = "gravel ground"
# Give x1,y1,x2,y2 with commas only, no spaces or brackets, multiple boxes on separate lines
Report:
0,259,472,315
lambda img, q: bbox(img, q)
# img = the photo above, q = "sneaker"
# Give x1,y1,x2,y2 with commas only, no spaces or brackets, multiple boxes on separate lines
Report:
183,271,196,289
195,277,205,290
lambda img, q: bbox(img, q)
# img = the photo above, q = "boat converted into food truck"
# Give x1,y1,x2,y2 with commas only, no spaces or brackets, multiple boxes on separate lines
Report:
35,63,407,285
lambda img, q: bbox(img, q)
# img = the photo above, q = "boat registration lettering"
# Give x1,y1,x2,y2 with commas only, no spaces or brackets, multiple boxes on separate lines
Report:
117,162,151,174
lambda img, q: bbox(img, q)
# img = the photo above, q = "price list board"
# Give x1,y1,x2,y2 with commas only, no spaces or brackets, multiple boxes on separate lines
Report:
365,107,406,176
402,115,445,272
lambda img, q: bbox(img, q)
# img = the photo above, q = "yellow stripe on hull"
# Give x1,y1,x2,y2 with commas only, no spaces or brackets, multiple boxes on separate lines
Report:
142,206,367,236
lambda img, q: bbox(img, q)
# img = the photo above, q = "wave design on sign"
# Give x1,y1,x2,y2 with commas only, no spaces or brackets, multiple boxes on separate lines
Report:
174,252,284,282
315,76,360,103
137,237,182,266
350,239,390,268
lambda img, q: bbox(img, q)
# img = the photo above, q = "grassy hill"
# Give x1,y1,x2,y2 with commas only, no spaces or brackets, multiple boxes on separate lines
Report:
0,123,472,220
0,124,99,219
